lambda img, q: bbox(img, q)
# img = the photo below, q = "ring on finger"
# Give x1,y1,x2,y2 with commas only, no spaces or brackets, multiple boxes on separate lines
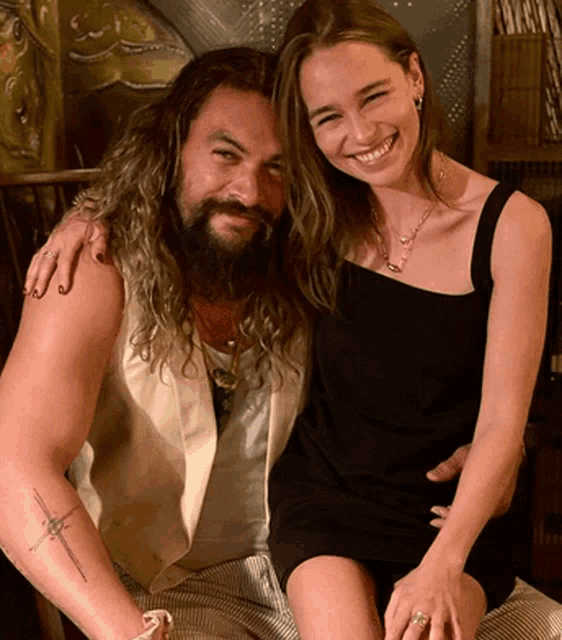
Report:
410,611,429,628
43,250,57,260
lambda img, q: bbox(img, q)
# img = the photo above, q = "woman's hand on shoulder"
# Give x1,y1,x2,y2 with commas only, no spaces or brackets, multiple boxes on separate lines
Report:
24,194,109,299
16,247,124,402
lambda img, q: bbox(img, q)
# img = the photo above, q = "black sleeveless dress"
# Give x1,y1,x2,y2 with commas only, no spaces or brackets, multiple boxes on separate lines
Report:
268,183,518,611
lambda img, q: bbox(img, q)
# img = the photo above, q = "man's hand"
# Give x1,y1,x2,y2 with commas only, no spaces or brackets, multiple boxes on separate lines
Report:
24,190,108,298
426,444,471,484
426,443,524,528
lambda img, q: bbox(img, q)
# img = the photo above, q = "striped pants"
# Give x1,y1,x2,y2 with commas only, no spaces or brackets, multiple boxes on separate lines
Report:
116,555,299,640
117,559,562,640
477,578,562,640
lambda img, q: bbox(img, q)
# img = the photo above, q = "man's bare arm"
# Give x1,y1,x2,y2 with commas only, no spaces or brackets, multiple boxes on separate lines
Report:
0,251,146,640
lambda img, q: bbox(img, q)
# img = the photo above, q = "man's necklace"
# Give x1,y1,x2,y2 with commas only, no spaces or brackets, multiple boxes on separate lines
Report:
201,338,242,392
192,300,243,391
193,302,244,432
374,165,446,274
200,338,243,434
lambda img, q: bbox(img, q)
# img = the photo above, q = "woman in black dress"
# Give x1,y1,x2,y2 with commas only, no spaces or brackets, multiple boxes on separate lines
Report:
268,1,551,639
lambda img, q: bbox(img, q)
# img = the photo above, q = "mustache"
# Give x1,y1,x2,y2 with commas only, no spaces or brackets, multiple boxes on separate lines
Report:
171,196,279,301
196,197,277,229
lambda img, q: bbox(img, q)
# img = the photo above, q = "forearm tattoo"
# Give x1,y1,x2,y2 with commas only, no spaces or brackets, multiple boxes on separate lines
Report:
30,488,87,582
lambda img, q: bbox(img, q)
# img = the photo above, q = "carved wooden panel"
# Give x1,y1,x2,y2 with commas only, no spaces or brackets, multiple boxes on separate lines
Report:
61,0,192,93
59,0,193,168
0,0,192,173
0,0,63,173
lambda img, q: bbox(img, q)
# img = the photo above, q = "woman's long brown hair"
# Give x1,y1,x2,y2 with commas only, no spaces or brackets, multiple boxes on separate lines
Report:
275,0,450,312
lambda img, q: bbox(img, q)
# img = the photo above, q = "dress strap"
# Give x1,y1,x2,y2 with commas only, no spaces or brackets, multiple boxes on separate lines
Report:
470,182,517,297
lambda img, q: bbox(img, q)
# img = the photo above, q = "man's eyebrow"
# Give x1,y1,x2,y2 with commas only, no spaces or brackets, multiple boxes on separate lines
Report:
208,130,282,163
308,78,392,121
266,152,283,164
207,131,248,154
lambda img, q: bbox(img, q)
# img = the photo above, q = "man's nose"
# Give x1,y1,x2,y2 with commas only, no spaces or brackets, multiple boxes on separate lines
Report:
227,168,262,207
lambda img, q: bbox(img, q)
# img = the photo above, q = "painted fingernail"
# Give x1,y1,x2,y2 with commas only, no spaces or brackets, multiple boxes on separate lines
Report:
58,285,66,295
96,253,104,263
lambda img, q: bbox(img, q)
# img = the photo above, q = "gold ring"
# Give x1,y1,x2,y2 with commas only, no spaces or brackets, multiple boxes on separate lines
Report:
43,250,57,260
411,611,429,628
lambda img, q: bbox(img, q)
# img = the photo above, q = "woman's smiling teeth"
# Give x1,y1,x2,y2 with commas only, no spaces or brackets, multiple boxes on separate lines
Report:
354,134,396,164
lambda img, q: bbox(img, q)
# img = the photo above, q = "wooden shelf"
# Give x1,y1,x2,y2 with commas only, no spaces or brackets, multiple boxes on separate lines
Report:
473,1,562,172
480,145,562,164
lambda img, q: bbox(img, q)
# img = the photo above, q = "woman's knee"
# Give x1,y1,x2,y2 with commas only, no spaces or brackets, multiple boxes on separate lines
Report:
287,555,383,640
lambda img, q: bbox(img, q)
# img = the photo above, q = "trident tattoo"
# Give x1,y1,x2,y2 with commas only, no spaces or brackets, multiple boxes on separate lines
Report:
30,489,87,582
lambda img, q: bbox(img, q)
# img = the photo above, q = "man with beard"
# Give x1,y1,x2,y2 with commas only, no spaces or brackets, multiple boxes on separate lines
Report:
0,47,309,640
0,47,527,640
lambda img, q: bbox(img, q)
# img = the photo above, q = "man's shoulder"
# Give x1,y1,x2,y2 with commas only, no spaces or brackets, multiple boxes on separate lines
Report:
16,250,125,356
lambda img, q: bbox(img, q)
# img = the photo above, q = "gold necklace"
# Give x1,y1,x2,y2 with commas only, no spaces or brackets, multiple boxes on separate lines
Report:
374,165,446,274
375,200,438,273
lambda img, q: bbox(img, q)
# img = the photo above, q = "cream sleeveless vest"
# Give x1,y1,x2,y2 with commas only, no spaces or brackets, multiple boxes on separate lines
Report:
69,299,308,593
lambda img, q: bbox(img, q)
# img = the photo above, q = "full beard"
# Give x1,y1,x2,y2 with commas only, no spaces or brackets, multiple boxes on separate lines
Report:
174,197,278,302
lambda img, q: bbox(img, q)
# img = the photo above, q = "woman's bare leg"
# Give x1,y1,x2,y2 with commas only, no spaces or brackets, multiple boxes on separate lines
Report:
286,555,383,640
454,573,487,640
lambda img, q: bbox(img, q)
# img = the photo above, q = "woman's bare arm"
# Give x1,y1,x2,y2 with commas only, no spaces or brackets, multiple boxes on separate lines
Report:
385,191,552,640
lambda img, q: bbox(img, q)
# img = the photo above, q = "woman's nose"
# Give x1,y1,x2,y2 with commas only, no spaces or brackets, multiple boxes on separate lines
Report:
348,112,377,145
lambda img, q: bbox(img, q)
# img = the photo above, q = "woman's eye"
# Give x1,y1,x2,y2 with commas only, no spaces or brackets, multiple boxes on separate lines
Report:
365,91,387,104
316,113,339,127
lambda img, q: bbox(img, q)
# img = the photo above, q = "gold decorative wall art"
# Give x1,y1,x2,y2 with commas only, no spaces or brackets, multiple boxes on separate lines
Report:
59,0,193,169
0,0,62,173
61,0,192,94
0,0,193,173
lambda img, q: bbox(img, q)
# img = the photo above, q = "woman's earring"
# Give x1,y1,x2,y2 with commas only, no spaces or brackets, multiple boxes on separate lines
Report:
414,96,423,112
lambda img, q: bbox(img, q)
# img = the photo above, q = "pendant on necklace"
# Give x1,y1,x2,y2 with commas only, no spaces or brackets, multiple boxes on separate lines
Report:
212,382,235,435
212,368,238,391
386,263,402,273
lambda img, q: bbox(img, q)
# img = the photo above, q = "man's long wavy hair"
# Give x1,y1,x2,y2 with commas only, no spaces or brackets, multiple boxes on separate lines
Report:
275,0,450,313
88,47,310,377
